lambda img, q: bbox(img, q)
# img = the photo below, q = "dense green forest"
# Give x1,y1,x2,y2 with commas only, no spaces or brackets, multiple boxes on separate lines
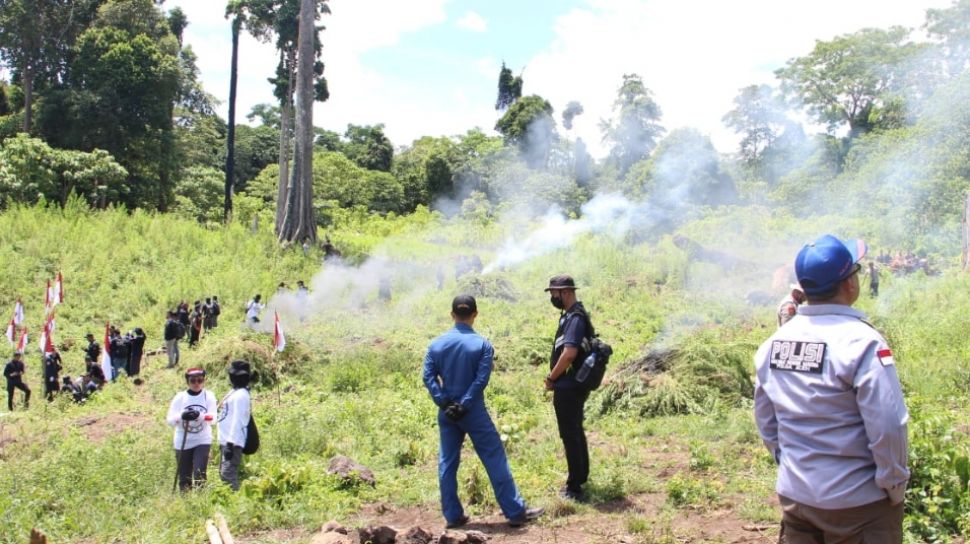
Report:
0,0,969,249
4,1,970,543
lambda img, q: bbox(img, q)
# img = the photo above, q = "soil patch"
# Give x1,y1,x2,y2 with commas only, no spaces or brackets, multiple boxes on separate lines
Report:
74,412,155,443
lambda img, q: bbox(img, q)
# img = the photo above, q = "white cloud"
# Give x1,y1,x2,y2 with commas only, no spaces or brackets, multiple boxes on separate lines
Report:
475,56,500,80
456,11,488,33
527,0,951,157
166,0,949,157
167,0,453,139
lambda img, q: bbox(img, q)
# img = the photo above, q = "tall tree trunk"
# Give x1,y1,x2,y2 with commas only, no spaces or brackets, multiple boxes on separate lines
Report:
274,48,294,234
277,0,317,243
22,61,32,133
225,16,242,223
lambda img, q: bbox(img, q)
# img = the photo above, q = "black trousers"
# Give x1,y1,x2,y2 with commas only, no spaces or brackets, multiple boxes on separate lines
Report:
553,387,590,492
45,379,60,401
7,381,30,410
175,444,211,491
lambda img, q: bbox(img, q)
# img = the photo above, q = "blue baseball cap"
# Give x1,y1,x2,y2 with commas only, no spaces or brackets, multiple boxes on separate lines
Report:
794,235,868,296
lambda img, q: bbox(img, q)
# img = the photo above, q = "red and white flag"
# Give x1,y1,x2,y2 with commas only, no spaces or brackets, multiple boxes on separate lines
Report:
45,280,54,312
16,328,28,352
877,348,896,367
13,299,24,325
273,311,286,352
101,323,113,380
53,272,64,304
4,319,13,345
39,313,55,355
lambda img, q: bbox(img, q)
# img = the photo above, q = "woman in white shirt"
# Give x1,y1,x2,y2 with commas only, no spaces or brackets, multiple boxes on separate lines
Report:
166,367,217,491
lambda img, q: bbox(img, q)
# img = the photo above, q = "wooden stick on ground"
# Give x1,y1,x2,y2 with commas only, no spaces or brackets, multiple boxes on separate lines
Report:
205,519,224,544
215,513,235,544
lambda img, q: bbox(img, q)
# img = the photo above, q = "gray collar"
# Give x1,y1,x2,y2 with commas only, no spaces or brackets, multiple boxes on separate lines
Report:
798,304,866,320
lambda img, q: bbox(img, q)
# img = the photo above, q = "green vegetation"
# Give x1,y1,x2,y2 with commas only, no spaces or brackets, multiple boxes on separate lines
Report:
3,0,970,542
0,200,967,543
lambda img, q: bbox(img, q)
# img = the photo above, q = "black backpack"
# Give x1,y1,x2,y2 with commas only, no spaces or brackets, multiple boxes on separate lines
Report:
566,308,613,390
243,415,259,455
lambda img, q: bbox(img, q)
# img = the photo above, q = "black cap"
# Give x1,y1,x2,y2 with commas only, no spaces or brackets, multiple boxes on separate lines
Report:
544,274,578,291
451,295,477,317
228,360,251,377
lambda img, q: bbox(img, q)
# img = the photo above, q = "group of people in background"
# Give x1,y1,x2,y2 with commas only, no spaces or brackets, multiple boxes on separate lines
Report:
164,296,221,368
873,250,936,276
3,326,148,411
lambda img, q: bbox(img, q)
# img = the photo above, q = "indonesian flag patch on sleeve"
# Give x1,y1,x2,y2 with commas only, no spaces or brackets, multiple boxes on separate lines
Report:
877,348,895,367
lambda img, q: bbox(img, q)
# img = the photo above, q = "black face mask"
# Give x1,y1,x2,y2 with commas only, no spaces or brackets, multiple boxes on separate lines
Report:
550,295,564,310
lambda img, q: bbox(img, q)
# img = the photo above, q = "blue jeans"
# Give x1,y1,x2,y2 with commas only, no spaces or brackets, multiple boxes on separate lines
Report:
438,404,526,523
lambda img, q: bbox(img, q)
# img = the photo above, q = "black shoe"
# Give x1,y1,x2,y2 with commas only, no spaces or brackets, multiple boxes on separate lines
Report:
559,487,587,502
445,515,469,529
508,507,544,527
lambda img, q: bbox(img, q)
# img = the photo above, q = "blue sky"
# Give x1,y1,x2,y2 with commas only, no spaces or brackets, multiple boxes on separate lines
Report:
168,0,951,157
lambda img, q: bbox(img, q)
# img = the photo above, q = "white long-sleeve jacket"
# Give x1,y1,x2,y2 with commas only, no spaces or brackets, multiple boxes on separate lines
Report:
166,389,218,450
218,387,251,447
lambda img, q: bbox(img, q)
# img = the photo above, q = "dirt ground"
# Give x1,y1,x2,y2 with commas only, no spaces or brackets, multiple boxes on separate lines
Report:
237,493,778,544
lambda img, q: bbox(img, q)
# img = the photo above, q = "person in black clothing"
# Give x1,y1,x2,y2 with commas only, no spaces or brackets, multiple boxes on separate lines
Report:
62,376,85,403
84,333,100,364
202,298,215,331
210,296,221,328
108,328,130,381
543,275,592,502
177,302,190,330
43,349,63,401
189,302,203,347
164,310,183,369
4,351,30,411
128,328,146,377
85,355,106,387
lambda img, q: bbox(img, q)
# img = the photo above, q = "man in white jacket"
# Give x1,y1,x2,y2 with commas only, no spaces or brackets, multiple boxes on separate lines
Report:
166,368,217,491
218,360,253,490
754,235,908,542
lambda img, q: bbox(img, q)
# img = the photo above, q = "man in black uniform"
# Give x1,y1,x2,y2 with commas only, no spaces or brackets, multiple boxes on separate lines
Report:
128,328,146,377
108,328,129,381
210,296,221,328
202,298,215,331
61,376,84,403
84,333,100,364
543,275,592,502
4,351,31,411
43,349,63,401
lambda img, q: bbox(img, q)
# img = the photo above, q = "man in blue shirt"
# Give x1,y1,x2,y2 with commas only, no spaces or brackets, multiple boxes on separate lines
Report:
755,235,908,543
422,295,543,529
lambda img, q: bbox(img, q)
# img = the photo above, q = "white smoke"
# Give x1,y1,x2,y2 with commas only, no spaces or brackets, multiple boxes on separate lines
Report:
481,193,643,274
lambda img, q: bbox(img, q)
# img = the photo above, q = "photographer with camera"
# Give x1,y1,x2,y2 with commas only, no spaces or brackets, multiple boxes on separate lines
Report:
166,368,217,491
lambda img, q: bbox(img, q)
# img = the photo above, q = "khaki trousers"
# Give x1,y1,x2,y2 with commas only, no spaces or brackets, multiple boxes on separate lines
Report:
778,495,903,544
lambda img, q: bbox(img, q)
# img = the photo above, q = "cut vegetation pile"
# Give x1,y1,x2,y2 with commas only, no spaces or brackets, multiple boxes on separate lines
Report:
590,329,757,417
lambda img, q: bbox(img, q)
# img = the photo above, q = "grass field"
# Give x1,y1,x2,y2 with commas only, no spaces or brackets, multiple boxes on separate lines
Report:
0,201,968,543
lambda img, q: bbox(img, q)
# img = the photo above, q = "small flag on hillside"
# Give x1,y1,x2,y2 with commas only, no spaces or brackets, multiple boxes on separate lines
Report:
13,299,24,325
4,319,13,345
53,272,64,305
16,328,28,352
101,323,112,381
45,280,53,313
273,311,286,352
39,313,55,355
